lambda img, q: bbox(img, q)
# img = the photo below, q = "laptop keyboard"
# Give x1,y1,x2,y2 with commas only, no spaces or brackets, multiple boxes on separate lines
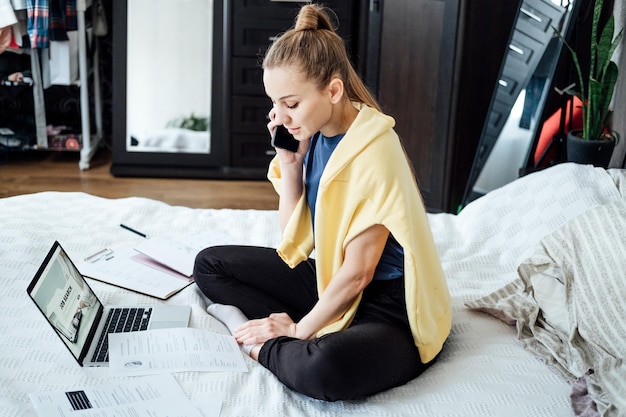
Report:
91,307,152,363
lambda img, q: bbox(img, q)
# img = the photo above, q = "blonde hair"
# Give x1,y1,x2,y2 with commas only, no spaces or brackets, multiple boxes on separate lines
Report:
263,4,381,112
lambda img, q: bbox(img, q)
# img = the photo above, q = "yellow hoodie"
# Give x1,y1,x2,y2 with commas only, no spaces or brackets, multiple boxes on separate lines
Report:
268,104,451,363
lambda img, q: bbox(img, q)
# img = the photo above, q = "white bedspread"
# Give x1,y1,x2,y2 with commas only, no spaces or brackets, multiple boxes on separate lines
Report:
1,163,623,417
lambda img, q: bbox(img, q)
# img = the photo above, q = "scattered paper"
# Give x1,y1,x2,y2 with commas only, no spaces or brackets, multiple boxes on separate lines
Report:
134,230,232,277
28,374,218,417
134,237,197,277
78,244,192,299
108,327,248,376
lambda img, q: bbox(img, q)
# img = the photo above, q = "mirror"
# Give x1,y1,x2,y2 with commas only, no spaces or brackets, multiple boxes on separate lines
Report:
112,0,228,177
126,0,212,154
463,0,581,206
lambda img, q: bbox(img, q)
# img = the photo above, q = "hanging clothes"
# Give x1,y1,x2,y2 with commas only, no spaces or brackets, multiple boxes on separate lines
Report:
1,1,26,52
1,0,18,28
1,27,13,53
48,0,76,41
25,0,48,48
25,0,76,48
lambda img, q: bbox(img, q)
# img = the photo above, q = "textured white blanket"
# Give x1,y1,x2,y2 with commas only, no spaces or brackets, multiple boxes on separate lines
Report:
466,197,626,416
0,163,623,417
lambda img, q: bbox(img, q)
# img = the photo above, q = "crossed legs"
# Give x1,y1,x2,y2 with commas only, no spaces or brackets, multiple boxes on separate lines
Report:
193,245,432,401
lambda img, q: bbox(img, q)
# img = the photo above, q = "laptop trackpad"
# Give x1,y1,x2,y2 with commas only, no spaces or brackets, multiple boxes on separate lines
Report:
148,305,191,329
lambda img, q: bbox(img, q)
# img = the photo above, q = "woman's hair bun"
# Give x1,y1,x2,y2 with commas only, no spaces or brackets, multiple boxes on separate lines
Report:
293,4,335,32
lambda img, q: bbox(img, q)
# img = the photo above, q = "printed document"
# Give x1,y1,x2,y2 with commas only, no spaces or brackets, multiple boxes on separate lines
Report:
108,327,248,376
28,374,219,417
78,244,192,299
78,230,231,298
134,230,231,277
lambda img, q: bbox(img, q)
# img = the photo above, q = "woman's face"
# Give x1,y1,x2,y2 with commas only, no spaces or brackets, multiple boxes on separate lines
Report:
264,66,336,141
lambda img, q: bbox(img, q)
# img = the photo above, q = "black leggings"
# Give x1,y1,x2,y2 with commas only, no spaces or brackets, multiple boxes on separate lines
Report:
193,245,434,401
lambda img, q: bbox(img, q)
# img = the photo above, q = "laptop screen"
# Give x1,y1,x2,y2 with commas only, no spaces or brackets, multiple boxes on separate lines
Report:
27,241,103,363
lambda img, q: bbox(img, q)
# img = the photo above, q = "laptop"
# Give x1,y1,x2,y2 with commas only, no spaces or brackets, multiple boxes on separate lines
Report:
27,241,191,367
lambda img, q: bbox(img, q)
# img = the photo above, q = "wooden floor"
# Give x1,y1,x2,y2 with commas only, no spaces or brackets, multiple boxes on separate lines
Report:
0,147,279,210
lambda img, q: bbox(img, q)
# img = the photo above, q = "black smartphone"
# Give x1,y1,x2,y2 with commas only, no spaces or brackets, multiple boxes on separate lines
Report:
271,125,300,152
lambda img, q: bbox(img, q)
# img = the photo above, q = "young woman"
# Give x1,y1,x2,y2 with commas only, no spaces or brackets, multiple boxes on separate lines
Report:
194,4,451,402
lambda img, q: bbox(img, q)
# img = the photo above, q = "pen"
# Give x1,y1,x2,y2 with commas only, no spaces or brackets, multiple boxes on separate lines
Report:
120,223,149,238
84,248,114,263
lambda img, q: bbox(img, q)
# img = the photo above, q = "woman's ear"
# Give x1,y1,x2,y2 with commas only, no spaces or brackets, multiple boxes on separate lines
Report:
328,78,345,104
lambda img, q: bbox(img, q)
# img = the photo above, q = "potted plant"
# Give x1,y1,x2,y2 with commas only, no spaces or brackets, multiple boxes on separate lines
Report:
555,0,623,167
166,113,209,131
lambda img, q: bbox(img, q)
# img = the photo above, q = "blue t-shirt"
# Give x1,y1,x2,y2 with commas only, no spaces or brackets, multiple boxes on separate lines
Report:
304,132,404,280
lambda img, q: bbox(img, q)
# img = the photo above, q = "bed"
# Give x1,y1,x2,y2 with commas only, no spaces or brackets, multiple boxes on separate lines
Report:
2,162,625,417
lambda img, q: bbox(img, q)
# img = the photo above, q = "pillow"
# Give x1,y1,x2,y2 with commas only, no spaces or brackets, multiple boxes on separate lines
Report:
524,261,568,335
607,169,626,197
466,197,626,417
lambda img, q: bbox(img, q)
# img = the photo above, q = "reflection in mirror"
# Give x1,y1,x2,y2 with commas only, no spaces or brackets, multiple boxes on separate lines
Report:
473,38,562,194
126,0,212,154
463,0,579,206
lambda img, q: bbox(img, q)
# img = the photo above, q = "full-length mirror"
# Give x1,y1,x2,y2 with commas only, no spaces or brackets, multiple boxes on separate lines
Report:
112,0,228,177
126,0,212,154
463,0,581,206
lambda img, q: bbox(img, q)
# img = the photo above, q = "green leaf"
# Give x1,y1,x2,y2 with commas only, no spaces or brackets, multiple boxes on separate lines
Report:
595,16,615,79
600,61,619,121
590,0,603,78
553,0,622,141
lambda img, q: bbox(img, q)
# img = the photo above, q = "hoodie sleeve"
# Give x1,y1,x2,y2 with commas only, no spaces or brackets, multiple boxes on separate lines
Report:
267,156,282,194
267,156,315,268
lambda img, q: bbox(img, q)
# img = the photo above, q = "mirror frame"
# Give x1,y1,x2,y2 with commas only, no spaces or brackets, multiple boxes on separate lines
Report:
111,0,228,176
461,0,584,207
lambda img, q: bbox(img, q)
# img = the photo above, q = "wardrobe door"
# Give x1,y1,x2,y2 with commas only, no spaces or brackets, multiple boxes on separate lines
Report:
377,0,455,211
376,0,518,212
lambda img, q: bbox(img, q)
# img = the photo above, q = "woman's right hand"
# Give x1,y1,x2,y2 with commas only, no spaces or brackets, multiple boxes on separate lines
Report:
267,109,309,165
268,107,307,231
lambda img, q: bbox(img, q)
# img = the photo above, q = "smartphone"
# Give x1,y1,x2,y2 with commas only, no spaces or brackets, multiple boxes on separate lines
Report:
271,125,300,152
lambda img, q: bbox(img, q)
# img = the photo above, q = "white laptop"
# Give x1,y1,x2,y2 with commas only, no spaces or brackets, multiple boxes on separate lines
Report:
27,241,191,367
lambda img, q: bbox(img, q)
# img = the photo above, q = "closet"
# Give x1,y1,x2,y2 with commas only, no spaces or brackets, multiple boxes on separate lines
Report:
0,0,103,169
111,0,360,179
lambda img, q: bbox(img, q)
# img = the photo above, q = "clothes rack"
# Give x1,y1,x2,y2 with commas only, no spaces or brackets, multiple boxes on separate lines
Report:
28,0,103,169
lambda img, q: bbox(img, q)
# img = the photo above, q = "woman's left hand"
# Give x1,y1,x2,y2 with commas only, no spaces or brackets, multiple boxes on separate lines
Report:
234,313,298,346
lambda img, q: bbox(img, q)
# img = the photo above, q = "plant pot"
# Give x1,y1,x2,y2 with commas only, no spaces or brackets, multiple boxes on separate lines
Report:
566,130,616,168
